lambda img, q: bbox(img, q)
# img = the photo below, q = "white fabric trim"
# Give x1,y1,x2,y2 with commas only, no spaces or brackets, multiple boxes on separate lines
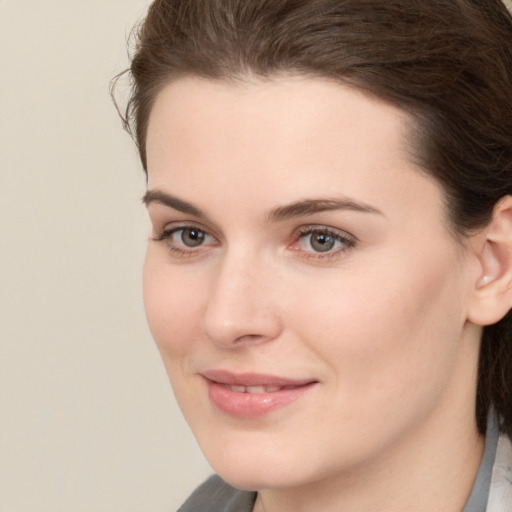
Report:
487,434,512,511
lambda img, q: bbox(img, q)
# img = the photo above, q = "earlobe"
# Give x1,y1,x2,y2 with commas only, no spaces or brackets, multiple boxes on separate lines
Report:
468,196,512,326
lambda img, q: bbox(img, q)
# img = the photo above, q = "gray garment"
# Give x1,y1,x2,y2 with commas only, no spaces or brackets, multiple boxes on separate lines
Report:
177,475,255,512
463,412,499,512
178,415,501,512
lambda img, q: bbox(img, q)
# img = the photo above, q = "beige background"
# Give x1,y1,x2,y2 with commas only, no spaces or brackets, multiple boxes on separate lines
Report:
2,1,512,511
0,1,210,511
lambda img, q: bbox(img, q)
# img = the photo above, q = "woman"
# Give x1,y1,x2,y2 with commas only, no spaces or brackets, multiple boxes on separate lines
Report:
115,0,512,510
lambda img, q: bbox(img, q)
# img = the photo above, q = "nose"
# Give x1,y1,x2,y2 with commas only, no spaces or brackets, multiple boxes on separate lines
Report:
201,251,283,349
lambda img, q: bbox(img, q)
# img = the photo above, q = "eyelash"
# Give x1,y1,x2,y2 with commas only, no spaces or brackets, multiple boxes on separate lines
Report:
152,224,356,261
291,226,356,261
152,224,217,258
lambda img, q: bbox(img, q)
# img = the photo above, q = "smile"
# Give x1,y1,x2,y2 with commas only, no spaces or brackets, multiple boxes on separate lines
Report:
226,384,289,393
202,370,318,418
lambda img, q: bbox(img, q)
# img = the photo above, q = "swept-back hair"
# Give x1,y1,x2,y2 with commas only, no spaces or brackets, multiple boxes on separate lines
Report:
114,0,512,436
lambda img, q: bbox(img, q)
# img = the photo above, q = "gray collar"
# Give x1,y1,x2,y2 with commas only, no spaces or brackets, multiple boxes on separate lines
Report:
463,413,500,512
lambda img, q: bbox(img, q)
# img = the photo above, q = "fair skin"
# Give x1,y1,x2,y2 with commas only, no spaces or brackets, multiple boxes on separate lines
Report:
143,76,512,512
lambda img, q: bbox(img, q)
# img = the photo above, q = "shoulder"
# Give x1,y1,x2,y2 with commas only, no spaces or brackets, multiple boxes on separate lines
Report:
177,475,256,512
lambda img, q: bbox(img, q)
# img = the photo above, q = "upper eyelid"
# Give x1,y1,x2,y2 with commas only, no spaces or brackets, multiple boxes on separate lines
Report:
294,224,357,241
158,221,217,237
160,224,355,240
154,221,357,246
147,207,221,234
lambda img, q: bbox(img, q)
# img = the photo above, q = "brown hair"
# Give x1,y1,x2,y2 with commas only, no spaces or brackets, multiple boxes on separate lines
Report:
115,0,512,436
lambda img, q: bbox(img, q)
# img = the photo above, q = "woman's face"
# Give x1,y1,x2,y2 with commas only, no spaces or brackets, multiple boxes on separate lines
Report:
143,77,481,490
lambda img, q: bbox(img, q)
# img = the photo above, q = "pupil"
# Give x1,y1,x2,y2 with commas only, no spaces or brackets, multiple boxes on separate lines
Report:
182,229,205,247
311,232,335,252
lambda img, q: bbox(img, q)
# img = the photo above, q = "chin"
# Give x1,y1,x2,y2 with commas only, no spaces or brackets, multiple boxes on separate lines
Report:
214,463,305,492
197,432,334,492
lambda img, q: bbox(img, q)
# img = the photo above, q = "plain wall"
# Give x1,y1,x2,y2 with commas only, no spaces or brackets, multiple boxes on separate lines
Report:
0,1,211,511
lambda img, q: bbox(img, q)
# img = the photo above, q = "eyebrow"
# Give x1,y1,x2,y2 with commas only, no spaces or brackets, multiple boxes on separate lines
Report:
142,190,206,218
142,189,383,222
266,198,383,222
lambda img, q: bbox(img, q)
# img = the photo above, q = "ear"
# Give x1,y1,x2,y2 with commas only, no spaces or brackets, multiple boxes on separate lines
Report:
468,196,512,326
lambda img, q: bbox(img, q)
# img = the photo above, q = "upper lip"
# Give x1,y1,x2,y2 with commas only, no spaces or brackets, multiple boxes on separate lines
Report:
201,369,317,387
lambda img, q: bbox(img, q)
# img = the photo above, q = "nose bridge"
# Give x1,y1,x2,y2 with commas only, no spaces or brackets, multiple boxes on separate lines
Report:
201,247,281,348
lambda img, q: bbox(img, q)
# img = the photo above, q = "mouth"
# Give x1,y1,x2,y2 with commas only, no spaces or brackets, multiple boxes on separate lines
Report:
201,370,318,418
221,384,301,394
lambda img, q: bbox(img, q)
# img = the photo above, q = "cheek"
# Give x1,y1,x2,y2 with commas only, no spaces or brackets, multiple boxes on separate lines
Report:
287,248,468,405
142,248,204,360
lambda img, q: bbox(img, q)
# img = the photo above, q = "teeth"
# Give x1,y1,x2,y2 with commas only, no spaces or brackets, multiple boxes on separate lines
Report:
246,386,266,394
228,385,283,393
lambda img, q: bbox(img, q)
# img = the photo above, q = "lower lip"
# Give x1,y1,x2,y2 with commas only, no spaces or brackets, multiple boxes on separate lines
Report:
205,380,316,419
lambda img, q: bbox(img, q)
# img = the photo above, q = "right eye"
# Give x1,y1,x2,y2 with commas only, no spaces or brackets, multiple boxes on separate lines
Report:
172,228,209,247
153,225,217,256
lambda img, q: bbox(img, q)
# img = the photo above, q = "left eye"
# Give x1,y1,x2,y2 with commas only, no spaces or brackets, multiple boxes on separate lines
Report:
297,229,354,253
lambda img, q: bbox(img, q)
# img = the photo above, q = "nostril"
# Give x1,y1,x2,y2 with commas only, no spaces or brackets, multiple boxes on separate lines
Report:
233,334,266,344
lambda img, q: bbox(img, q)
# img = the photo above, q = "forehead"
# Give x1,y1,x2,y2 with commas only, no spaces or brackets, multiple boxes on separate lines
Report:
145,76,441,226
146,75,412,165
